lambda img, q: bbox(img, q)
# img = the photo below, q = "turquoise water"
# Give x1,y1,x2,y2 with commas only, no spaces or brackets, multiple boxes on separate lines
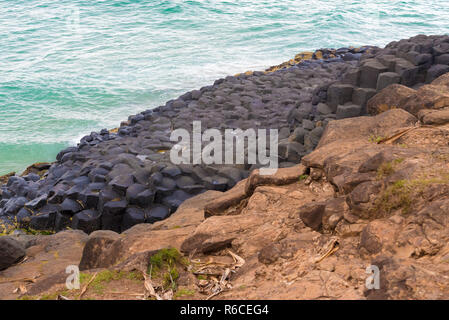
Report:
1,0,448,175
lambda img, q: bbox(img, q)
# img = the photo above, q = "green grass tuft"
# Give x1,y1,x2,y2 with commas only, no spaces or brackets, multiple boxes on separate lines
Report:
148,247,188,290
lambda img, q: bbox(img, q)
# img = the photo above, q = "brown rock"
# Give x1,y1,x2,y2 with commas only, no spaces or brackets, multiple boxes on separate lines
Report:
417,108,449,125
402,83,449,116
335,222,366,238
366,84,415,115
321,197,346,232
347,181,382,218
360,220,397,254
316,108,417,149
298,202,326,231
258,244,282,265
21,162,52,176
78,230,120,270
204,180,247,217
245,164,307,195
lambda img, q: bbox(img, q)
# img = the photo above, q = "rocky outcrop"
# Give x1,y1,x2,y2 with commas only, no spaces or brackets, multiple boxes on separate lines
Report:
0,230,87,299
0,51,359,234
368,72,449,118
2,59,449,299
1,34,448,235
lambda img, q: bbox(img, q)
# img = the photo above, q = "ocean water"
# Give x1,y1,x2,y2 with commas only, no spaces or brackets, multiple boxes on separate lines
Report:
1,0,448,175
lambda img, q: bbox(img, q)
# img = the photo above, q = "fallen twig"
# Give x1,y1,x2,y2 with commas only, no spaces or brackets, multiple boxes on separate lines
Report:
314,240,339,264
143,272,162,300
78,272,97,300
0,277,37,284
378,124,441,145
227,250,245,268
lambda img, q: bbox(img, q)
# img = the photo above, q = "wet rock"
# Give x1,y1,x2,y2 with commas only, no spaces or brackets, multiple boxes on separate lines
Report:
202,176,229,191
65,184,84,200
16,208,32,227
341,68,360,86
97,187,121,211
394,58,421,86
23,173,40,182
304,127,324,151
302,119,315,130
155,177,177,194
78,188,101,209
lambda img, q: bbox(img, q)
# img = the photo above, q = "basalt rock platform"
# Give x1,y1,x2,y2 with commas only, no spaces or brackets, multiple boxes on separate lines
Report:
1,34,449,235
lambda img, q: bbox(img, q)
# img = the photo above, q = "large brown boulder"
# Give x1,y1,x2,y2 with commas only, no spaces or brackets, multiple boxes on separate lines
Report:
78,230,121,270
316,108,417,149
0,237,26,270
367,73,449,117
401,80,449,116
417,108,449,125
366,84,415,115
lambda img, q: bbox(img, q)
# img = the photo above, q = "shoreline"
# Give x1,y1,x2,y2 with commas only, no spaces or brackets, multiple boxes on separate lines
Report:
1,33,449,300
0,46,362,178
0,45,360,179
1,34,449,236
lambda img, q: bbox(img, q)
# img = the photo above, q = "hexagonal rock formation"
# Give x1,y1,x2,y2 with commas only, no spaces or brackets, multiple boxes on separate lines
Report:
1,34,449,234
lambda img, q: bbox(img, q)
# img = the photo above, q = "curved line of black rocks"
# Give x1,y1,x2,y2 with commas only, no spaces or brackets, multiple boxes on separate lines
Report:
1,34,448,235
